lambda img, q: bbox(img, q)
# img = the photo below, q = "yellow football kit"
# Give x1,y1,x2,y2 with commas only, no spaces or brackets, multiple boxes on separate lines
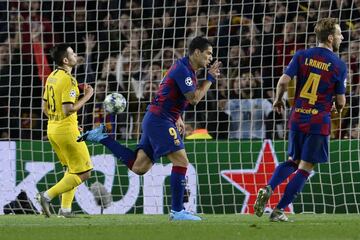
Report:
43,68,93,174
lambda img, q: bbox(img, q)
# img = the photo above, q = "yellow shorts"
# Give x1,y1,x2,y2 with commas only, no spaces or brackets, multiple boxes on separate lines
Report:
48,129,93,174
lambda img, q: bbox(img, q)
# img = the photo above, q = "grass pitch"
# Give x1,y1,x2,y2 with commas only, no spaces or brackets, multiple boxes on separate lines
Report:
0,214,359,240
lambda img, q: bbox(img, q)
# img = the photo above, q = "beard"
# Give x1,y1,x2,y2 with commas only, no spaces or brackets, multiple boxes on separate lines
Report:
333,43,339,52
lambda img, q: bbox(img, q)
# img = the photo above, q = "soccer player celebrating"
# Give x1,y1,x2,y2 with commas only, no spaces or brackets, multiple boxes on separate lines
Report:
37,44,94,217
78,36,221,220
254,18,347,222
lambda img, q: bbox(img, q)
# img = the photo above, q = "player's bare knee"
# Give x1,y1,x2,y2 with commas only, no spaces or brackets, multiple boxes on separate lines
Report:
167,149,189,167
132,151,152,175
298,160,315,172
173,156,189,167
78,170,91,181
131,165,149,175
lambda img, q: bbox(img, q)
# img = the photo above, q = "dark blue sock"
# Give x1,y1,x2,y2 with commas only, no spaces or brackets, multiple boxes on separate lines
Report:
277,169,310,209
100,137,136,169
268,160,298,190
170,166,187,212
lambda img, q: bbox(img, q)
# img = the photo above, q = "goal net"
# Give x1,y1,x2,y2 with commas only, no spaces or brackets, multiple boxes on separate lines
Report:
0,0,359,215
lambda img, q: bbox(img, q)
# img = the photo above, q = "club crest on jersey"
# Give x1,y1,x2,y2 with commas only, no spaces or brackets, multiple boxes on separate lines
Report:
185,77,193,86
69,90,76,98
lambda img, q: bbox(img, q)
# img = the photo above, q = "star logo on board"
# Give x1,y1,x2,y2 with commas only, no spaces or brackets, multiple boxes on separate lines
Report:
221,140,294,214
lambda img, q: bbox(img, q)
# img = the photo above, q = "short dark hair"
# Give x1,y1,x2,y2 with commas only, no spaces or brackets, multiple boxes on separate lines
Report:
188,36,212,55
51,43,71,66
314,18,338,43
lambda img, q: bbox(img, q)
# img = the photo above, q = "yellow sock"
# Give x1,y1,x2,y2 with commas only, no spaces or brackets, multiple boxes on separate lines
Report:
46,173,82,200
61,187,77,210
59,171,77,210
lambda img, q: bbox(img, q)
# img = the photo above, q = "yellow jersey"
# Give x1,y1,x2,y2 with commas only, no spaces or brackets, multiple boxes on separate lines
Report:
43,68,80,134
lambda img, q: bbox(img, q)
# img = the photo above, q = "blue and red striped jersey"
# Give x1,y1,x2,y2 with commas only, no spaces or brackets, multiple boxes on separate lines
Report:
148,56,197,122
285,47,347,135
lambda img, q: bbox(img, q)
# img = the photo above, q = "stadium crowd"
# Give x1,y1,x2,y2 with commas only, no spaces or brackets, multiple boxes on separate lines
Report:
0,0,359,140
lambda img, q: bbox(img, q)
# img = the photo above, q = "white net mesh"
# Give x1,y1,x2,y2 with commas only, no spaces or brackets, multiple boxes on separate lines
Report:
0,0,359,214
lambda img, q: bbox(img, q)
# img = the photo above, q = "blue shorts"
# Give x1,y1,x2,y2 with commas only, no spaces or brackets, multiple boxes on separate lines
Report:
137,112,184,163
288,130,329,163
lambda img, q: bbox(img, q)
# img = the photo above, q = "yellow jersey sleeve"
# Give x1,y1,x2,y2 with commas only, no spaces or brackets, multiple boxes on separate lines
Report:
62,76,79,104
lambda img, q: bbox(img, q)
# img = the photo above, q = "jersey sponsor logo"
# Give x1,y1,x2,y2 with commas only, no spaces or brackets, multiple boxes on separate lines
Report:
185,77,193,86
69,90,76,98
295,107,318,115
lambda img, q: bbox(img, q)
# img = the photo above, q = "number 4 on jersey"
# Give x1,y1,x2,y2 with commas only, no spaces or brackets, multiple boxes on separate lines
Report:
300,72,321,105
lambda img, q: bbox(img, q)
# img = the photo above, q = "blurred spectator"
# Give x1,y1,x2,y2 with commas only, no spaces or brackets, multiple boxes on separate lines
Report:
152,47,182,74
274,21,305,79
19,1,53,62
20,109,41,140
118,12,131,44
207,6,223,39
187,13,208,39
259,15,276,100
227,45,248,79
134,78,160,136
265,0,287,33
348,41,360,93
0,2,6,42
116,45,143,96
207,75,230,139
100,56,119,92
124,0,142,26
132,27,151,61
0,43,20,139
175,39,186,56
30,20,52,83
150,8,176,51
74,34,97,84
307,34,317,48
220,72,273,139
172,0,197,41
332,65,360,139
64,3,95,55
115,46,143,139
18,1,53,116
97,12,121,63
6,6,21,53
142,63,163,83
274,21,305,108
293,14,307,44
350,123,360,139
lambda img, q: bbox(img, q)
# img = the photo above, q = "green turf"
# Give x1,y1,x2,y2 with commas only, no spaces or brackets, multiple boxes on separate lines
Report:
0,214,359,240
